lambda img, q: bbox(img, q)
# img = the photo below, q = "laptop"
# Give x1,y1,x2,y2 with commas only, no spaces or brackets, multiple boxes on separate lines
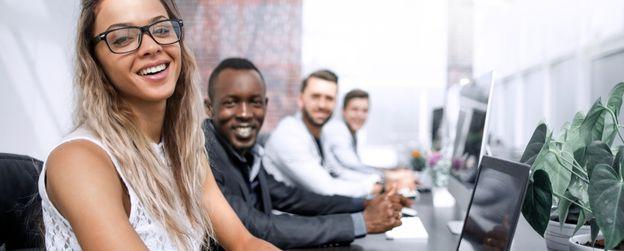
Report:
456,156,530,251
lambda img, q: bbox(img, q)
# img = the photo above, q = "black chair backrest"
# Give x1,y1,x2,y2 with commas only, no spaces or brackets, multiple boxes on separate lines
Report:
0,153,44,250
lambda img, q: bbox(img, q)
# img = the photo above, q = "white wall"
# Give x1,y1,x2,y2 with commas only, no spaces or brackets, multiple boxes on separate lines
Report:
0,0,78,159
473,0,624,151
302,0,448,153
473,0,624,78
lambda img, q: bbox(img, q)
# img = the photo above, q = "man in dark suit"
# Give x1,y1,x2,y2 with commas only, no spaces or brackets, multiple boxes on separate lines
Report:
203,58,410,249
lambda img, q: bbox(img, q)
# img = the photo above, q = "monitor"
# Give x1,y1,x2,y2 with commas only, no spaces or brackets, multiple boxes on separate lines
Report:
456,156,530,251
431,107,444,151
451,72,494,172
446,71,495,212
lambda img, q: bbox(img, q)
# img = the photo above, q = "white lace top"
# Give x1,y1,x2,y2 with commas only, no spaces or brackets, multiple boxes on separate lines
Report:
38,127,202,250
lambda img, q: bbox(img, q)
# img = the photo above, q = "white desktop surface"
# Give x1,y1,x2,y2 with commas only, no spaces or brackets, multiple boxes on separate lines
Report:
385,217,428,240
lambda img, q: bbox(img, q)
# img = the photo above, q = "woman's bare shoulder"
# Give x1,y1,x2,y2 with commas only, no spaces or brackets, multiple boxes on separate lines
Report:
45,140,146,249
45,139,126,217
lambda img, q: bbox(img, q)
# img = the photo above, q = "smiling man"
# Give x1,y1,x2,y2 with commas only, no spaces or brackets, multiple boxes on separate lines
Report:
203,58,406,249
262,70,383,197
322,90,419,192
322,89,384,177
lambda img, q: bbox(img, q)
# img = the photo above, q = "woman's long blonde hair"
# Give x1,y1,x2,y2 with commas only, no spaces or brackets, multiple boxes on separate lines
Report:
74,0,213,249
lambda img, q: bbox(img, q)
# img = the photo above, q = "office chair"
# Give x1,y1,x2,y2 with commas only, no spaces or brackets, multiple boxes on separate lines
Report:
0,153,44,250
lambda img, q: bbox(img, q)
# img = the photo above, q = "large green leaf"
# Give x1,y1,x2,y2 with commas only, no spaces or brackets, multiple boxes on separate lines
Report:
522,169,552,236
602,109,618,146
613,145,624,178
590,219,599,244
573,147,588,172
588,164,624,250
580,99,607,145
585,141,614,179
573,208,587,235
520,123,548,166
564,173,592,234
556,122,571,143
563,112,587,158
579,97,619,148
557,190,572,229
606,82,624,117
534,141,573,196
567,174,589,209
602,82,624,151
571,111,587,128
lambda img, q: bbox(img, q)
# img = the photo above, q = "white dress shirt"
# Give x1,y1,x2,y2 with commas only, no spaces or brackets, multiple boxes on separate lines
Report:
263,113,378,197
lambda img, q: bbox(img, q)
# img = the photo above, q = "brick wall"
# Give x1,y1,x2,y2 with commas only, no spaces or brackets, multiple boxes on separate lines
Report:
177,0,302,131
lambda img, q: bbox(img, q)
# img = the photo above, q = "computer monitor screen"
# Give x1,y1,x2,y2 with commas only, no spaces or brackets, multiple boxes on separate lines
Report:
456,156,530,251
464,110,486,160
431,107,444,150
450,72,494,182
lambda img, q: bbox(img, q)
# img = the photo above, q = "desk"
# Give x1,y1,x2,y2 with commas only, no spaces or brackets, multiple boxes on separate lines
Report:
291,189,546,251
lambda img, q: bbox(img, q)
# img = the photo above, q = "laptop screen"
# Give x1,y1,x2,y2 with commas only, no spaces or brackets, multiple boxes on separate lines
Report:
456,156,530,251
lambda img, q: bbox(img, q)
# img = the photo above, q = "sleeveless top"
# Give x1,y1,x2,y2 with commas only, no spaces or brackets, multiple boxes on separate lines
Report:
38,127,202,250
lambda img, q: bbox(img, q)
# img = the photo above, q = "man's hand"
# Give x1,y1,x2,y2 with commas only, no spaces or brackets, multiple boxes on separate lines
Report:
363,186,402,233
384,169,419,191
388,192,414,208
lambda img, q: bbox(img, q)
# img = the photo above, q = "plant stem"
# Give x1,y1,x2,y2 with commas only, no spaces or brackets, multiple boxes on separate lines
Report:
552,191,593,213
561,151,589,176
550,150,590,183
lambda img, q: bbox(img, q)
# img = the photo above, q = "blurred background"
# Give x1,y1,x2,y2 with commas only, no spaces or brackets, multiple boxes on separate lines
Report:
1,0,623,164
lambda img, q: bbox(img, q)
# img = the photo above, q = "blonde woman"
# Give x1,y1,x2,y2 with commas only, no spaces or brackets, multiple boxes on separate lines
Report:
37,0,278,250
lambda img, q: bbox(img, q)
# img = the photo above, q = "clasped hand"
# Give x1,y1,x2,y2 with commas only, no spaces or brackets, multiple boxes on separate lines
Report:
363,186,414,233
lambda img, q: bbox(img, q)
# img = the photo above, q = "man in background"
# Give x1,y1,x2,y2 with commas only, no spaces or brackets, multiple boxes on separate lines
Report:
322,89,418,192
262,70,383,197
204,58,407,249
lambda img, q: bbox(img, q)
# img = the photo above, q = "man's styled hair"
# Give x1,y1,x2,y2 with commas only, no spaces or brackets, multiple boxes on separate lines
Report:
342,89,369,110
208,57,265,101
300,69,338,93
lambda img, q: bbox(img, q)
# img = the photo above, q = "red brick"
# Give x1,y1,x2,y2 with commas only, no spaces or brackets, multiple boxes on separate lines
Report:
178,0,303,131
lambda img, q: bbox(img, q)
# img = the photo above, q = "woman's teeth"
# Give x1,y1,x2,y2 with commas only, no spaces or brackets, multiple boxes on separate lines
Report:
139,64,167,76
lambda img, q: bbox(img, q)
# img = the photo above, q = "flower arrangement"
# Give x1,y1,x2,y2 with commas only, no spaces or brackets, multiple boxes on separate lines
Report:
410,149,427,171
421,150,452,187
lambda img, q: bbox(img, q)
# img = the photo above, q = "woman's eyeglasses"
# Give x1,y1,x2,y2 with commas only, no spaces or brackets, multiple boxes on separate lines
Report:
93,19,183,54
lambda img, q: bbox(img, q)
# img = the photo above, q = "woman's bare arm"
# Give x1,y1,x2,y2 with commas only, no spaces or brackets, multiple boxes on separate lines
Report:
46,140,147,250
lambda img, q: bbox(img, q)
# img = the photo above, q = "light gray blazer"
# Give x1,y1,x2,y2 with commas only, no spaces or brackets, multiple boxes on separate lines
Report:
321,119,383,180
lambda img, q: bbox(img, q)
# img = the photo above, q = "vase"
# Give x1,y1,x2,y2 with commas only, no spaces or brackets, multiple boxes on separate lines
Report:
568,234,623,251
544,220,590,251
429,158,451,187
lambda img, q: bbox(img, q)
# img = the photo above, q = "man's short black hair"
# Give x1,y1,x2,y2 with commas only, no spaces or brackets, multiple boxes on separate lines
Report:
208,57,265,101
342,89,369,110
300,69,338,93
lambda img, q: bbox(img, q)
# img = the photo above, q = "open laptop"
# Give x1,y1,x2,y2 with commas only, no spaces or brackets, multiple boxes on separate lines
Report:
455,156,530,251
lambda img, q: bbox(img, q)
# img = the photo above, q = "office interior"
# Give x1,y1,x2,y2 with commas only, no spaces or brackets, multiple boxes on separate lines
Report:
2,0,624,250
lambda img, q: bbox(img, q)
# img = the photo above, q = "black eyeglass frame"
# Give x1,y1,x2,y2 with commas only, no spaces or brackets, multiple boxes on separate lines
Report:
92,18,184,54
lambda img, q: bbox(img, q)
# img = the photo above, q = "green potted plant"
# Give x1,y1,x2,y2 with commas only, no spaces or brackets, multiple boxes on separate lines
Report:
520,82,624,250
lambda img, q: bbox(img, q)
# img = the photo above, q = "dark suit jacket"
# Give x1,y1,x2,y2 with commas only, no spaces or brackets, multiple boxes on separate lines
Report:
203,120,365,249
